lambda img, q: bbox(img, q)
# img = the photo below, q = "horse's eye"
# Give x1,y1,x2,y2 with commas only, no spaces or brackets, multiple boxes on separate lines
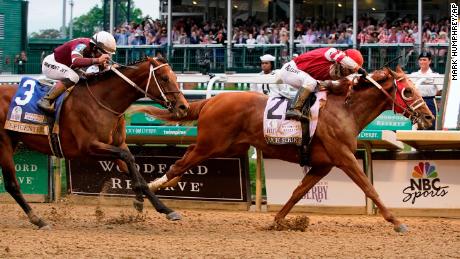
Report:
401,87,414,101
162,76,169,82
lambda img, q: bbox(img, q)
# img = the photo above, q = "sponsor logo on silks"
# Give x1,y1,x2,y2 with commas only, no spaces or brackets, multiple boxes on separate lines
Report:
11,106,23,122
402,162,449,204
74,43,87,53
303,181,328,203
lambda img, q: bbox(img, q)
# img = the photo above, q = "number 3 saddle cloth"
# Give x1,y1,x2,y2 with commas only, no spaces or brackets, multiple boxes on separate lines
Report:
5,77,67,136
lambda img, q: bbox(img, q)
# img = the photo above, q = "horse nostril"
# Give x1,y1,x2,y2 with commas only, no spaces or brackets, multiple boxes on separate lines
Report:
178,104,188,111
425,115,435,121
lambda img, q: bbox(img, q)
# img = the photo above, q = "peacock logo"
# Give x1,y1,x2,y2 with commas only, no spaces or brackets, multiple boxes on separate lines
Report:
402,161,448,204
412,162,438,179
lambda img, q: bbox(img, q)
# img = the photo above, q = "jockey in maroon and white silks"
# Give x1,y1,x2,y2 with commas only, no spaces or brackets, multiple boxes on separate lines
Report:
38,31,116,113
279,47,366,121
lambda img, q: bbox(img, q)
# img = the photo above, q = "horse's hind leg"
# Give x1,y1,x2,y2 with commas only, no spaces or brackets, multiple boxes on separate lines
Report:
274,166,332,225
149,143,251,192
338,154,407,233
0,137,49,229
148,144,214,191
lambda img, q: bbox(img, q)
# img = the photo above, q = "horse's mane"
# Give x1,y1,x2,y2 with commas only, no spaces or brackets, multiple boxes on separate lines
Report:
83,56,168,84
351,69,391,91
321,69,392,97
343,69,395,105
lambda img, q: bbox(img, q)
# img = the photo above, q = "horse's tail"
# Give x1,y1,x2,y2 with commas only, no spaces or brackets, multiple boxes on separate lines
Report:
126,99,210,122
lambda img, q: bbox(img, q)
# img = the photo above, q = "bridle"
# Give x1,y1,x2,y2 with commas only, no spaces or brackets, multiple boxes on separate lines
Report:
86,59,181,116
371,75,425,124
111,60,181,108
391,78,425,124
350,72,425,124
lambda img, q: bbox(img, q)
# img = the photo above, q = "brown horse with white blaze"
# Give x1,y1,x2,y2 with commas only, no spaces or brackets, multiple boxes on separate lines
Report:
0,57,189,229
133,66,434,232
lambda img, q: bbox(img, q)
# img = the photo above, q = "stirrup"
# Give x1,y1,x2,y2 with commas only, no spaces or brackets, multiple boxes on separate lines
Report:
285,110,308,122
37,99,55,113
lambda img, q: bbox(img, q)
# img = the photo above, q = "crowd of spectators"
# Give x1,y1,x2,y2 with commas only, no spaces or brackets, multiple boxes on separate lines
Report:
112,15,449,47
355,16,449,45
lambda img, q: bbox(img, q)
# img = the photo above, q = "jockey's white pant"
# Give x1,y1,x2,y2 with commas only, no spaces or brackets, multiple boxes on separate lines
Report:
42,54,79,84
279,60,317,91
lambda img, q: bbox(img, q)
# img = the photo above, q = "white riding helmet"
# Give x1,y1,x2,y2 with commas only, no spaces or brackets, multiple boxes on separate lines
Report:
91,31,116,55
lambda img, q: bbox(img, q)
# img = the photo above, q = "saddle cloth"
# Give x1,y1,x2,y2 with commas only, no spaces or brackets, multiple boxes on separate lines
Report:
263,91,327,145
5,77,65,135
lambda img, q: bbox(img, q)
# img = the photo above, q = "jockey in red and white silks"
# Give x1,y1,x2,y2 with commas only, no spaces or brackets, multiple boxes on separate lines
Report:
279,47,366,121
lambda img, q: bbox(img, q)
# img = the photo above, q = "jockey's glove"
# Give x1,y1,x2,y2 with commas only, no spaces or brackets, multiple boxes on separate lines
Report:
357,67,368,77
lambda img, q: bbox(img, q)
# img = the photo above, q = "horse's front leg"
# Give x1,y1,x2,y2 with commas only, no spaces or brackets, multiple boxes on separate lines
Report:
115,159,144,212
274,165,332,225
112,118,145,211
89,142,181,220
337,152,407,233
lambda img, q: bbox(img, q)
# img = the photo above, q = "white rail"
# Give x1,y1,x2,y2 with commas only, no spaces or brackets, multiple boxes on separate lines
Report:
0,73,445,100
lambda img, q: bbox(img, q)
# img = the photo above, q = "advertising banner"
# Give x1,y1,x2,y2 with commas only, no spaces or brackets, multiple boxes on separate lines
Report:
68,146,250,202
0,146,49,195
264,159,366,207
364,111,412,131
373,158,460,208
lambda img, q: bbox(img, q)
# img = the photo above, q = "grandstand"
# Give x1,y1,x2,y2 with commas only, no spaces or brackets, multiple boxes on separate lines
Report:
0,0,452,74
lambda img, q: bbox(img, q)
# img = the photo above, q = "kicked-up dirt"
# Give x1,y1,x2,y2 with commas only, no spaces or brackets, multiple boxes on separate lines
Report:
0,201,458,258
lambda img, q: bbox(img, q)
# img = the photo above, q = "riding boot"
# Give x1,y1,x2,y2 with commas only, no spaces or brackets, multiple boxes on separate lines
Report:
285,87,312,122
37,81,69,113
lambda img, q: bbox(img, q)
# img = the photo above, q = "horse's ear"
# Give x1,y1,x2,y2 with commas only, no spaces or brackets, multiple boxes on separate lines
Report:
371,69,388,82
157,56,169,64
387,67,399,79
151,56,168,64
395,64,404,73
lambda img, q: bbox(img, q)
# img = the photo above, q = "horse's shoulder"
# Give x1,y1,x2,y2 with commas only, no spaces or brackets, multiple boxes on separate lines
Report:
0,84,18,96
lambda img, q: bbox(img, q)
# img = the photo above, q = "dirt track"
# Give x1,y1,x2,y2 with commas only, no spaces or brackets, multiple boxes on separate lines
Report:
0,201,459,258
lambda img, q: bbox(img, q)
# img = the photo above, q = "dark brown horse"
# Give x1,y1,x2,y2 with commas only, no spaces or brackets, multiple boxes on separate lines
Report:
132,66,434,232
0,57,189,229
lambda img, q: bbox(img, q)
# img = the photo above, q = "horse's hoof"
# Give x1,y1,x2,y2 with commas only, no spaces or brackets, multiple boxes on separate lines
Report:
394,224,408,233
39,225,52,231
28,214,49,229
133,200,144,212
166,211,182,221
268,220,289,231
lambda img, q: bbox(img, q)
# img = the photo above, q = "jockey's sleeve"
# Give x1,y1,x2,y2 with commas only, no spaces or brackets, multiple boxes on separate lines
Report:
324,48,359,70
70,43,98,68
71,56,97,68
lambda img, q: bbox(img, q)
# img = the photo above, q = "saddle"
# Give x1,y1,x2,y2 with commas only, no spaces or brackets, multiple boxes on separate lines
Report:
5,77,72,157
263,92,323,167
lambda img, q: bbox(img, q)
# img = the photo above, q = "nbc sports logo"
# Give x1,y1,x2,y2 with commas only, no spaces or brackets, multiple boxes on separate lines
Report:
402,162,449,204
411,161,438,179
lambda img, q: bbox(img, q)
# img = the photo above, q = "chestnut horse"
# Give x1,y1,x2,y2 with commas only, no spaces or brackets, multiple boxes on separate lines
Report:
134,66,434,232
0,57,189,229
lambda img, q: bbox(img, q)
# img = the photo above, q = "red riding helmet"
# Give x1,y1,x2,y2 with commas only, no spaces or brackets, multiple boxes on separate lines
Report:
344,49,364,67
